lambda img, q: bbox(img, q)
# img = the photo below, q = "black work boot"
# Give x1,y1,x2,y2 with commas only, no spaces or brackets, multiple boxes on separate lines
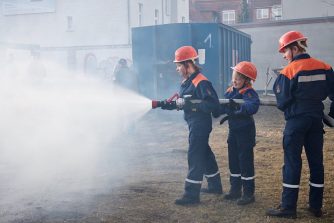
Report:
266,205,297,219
202,173,223,194
308,207,323,217
237,195,255,205
223,190,241,200
175,195,200,206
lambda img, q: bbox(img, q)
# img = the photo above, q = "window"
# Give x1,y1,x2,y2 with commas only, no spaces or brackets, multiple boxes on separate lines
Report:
155,9,159,25
271,5,282,20
256,8,269,19
84,54,98,75
138,3,143,26
221,10,235,24
3,0,56,15
67,16,73,31
165,0,170,16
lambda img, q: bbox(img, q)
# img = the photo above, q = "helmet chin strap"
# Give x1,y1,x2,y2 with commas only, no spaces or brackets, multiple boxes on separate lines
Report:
297,40,307,51
291,47,294,61
181,65,191,80
285,47,294,63
289,42,307,62
184,61,196,77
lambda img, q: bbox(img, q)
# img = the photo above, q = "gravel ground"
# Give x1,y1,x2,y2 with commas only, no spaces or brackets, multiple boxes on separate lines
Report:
1,105,333,223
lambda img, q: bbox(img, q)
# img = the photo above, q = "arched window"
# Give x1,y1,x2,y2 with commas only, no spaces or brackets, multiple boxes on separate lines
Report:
84,53,98,75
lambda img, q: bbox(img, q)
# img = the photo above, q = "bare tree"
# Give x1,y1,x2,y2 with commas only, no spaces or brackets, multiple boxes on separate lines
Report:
239,0,250,23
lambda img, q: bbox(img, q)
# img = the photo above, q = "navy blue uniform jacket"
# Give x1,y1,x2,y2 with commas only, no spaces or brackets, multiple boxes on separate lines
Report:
273,54,334,120
224,85,260,130
179,71,220,130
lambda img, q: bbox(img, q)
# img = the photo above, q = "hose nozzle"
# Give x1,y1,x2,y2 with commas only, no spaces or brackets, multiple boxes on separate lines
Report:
152,100,162,109
152,92,179,110
151,100,176,110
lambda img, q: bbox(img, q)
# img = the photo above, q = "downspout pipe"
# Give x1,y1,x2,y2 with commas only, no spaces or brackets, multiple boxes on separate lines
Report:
127,0,131,44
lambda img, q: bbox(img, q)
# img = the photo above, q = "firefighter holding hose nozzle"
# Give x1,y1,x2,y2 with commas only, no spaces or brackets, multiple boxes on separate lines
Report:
153,46,223,205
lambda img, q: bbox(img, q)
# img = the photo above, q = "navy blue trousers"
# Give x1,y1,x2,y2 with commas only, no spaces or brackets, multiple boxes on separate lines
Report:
281,116,324,210
227,124,256,196
184,125,221,198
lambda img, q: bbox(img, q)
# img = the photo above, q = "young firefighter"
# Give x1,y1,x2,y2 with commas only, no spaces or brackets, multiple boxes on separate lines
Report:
266,31,334,219
160,46,223,205
220,61,260,205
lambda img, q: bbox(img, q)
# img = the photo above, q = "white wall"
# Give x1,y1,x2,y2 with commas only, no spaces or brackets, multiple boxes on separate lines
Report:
0,0,189,46
0,1,130,46
176,0,189,23
238,22,334,91
282,0,334,20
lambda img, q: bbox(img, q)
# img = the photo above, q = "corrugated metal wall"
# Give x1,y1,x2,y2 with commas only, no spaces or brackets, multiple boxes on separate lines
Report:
132,23,251,99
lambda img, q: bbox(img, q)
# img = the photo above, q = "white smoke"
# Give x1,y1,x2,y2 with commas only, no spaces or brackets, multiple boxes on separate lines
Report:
0,60,151,209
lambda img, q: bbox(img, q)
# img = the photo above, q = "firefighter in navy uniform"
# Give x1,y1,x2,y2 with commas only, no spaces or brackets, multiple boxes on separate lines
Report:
161,46,223,205
266,31,334,219
220,61,260,205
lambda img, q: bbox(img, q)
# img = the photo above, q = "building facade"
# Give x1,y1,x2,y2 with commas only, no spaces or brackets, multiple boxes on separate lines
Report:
0,0,189,77
189,0,282,24
189,0,334,91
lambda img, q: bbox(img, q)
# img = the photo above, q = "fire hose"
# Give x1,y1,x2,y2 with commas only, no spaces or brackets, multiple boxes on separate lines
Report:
151,93,334,128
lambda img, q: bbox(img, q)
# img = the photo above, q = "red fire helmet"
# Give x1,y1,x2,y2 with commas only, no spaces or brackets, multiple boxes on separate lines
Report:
173,46,198,63
278,31,307,53
232,61,257,81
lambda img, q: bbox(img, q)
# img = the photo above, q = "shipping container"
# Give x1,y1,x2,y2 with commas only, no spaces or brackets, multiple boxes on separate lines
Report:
132,23,251,99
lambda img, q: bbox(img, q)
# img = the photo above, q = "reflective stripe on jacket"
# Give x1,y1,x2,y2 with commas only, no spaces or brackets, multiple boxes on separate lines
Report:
224,85,260,130
179,71,220,128
273,53,334,120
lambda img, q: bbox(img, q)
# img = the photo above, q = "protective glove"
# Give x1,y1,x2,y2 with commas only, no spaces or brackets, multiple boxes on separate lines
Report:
212,104,223,118
183,99,198,112
225,107,236,116
225,99,241,115
175,98,185,110
228,99,240,110
218,104,227,114
323,113,334,127
160,100,176,110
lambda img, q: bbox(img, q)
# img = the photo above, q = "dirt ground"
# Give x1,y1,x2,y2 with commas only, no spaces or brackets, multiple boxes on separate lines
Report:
1,104,334,223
